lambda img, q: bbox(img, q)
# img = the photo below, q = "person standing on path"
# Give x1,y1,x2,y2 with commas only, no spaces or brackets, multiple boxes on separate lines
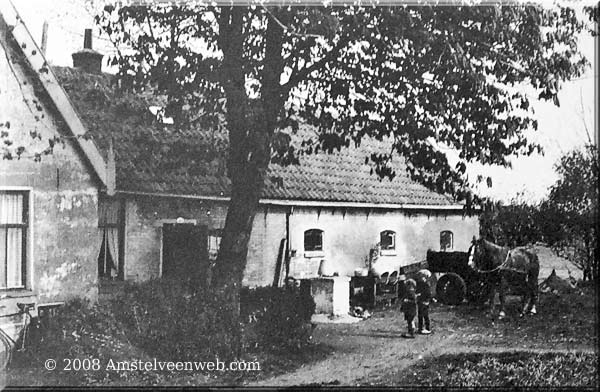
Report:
416,269,432,335
400,278,417,338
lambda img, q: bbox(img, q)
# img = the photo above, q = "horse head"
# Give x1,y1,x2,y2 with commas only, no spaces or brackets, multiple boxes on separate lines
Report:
468,236,490,271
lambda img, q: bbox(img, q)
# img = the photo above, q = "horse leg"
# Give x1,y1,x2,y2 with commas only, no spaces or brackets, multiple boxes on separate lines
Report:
520,294,529,317
498,275,507,320
488,283,497,319
520,275,530,317
528,269,539,315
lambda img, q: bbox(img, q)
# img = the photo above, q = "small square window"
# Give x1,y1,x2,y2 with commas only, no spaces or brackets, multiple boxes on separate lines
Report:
304,229,323,252
440,230,454,251
380,230,396,250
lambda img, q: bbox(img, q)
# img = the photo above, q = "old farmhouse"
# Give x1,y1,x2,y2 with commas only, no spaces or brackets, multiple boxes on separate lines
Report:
0,10,479,341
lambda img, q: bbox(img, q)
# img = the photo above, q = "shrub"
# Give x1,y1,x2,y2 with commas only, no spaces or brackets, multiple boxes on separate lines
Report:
11,280,316,386
110,278,316,360
240,285,316,351
11,298,161,385
109,278,239,362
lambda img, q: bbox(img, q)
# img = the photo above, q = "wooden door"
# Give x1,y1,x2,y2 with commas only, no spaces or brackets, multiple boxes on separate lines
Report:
162,223,207,279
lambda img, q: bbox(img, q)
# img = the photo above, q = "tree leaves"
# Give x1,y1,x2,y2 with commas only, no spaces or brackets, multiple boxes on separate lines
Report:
95,4,589,204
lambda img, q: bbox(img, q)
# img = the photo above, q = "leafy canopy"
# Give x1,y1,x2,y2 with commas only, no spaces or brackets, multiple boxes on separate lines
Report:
96,4,589,202
545,144,598,230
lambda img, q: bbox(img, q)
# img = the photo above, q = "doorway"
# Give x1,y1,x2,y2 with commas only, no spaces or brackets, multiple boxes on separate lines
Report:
161,223,208,279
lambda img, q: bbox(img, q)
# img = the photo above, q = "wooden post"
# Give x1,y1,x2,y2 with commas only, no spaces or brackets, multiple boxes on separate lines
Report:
40,20,48,55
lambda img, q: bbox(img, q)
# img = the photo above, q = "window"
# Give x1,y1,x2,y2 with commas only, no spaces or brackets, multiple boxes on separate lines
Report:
380,230,396,250
440,230,454,251
0,191,28,289
207,229,222,262
98,198,122,279
304,229,323,252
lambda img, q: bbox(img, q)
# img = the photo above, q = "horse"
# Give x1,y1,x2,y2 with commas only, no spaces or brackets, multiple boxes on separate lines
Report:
468,237,540,319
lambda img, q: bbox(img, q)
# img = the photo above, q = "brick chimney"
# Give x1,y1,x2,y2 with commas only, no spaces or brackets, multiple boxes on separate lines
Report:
72,29,103,74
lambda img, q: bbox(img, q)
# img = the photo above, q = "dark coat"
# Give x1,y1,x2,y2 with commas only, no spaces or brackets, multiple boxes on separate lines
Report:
416,280,432,305
401,289,417,318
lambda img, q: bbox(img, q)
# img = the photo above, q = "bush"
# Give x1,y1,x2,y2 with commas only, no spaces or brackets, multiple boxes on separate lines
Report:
109,278,239,362
479,200,543,247
110,278,316,360
240,285,315,352
11,280,316,386
11,298,161,385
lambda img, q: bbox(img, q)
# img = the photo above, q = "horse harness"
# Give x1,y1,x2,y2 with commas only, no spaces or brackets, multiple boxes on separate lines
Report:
473,248,528,275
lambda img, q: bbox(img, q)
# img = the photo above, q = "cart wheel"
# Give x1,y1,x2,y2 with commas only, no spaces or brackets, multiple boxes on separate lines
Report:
436,273,466,306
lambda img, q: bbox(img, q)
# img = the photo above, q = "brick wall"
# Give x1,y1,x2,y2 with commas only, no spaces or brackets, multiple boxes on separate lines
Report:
244,205,286,287
123,198,286,288
123,195,228,281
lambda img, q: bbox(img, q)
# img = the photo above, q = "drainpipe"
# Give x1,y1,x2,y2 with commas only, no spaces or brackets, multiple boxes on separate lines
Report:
285,206,293,279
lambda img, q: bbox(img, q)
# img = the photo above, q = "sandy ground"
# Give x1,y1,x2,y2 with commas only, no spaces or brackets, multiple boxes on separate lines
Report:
249,246,595,387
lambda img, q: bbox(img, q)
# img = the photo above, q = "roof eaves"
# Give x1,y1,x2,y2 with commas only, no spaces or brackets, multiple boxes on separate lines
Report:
116,190,469,211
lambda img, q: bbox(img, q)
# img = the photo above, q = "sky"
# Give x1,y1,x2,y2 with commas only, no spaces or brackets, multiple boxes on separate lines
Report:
3,0,597,204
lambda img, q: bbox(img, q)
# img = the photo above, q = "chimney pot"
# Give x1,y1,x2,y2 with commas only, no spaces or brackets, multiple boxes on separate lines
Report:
72,28,103,74
84,29,93,49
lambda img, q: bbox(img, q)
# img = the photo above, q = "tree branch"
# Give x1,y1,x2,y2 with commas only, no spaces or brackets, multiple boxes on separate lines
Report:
283,35,351,93
261,5,323,39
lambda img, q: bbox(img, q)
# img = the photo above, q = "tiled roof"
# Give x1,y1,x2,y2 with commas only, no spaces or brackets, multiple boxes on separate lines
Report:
53,66,457,206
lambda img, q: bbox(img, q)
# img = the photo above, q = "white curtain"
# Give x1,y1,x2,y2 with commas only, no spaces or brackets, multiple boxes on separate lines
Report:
5,228,23,287
106,227,119,277
1,194,24,288
0,194,23,224
98,198,120,279
99,227,120,278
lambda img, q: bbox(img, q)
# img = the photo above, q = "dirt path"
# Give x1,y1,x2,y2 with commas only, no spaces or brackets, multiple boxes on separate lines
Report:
250,321,461,386
250,316,595,387
250,295,595,386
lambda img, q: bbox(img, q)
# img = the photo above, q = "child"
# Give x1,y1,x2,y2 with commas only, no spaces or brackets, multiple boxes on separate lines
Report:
400,278,417,338
416,269,432,335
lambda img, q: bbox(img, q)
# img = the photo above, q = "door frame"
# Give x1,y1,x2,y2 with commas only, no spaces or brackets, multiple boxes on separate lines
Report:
158,219,197,278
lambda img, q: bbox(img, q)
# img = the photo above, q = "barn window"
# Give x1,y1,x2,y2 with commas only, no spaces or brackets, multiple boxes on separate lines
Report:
440,230,454,251
207,229,222,261
98,198,123,280
304,229,323,252
380,230,396,250
0,191,28,289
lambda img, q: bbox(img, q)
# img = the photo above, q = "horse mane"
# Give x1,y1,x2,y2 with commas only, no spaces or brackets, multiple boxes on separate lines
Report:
481,239,507,254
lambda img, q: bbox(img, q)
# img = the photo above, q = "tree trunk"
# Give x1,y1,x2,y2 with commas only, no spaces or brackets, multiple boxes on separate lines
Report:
210,6,285,357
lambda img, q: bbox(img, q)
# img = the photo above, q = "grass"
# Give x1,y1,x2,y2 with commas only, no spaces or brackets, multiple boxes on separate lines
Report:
396,351,598,387
450,286,598,348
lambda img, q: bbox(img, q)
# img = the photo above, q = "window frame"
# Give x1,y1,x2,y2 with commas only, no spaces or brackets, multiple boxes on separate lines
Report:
0,189,30,290
379,230,397,256
440,230,454,251
98,196,125,280
303,228,324,257
380,230,396,250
